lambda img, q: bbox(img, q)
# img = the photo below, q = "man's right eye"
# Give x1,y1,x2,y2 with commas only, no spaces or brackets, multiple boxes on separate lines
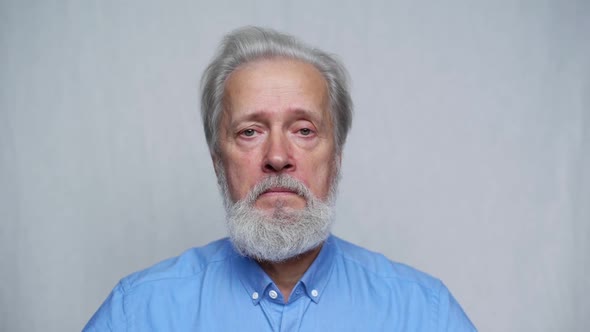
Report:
242,129,256,137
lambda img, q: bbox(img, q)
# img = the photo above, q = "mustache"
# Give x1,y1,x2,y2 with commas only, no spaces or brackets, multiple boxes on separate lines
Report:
244,175,312,204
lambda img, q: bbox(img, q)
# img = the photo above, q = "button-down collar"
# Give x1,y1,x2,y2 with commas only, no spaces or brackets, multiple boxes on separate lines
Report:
234,235,337,305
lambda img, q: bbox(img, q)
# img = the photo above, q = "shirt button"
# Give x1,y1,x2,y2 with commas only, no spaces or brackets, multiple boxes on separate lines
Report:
311,289,319,297
252,292,259,300
269,290,278,299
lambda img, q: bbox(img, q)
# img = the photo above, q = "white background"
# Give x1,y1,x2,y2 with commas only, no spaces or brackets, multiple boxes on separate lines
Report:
1,1,588,331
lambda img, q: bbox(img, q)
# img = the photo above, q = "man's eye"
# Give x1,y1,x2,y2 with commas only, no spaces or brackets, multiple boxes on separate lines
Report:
242,129,256,137
299,128,312,136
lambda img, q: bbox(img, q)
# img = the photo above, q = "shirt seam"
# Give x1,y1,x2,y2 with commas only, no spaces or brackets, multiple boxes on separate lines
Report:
118,280,129,331
121,254,235,295
432,280,442,331
335,251,440,294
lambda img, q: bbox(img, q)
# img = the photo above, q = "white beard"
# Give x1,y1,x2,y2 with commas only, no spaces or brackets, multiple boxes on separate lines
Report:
215,162,339,262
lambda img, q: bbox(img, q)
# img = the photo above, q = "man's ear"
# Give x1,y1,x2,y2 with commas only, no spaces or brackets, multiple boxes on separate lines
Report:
335,151,343,168
211,153,220,177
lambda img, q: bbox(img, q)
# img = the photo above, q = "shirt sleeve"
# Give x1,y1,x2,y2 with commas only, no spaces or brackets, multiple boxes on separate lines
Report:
435,282,477,331
82,282,127,331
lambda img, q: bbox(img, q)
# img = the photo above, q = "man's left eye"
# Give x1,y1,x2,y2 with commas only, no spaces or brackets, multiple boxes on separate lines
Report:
299,128,312,136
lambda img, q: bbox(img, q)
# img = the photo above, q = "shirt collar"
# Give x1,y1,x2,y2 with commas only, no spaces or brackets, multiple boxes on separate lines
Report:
298,235,336,303
232,235,337,305
232,251,274,305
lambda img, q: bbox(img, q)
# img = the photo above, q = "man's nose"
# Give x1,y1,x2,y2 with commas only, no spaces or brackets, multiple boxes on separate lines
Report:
263,131,294,173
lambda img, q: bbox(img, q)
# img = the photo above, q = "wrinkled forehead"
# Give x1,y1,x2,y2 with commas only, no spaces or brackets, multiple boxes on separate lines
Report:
221,58,332,125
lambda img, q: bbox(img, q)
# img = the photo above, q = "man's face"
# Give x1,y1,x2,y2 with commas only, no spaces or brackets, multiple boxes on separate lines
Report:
217,58,339,212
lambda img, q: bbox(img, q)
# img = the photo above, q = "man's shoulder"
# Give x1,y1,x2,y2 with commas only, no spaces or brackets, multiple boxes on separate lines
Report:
120,238,235,291
331,235,442,292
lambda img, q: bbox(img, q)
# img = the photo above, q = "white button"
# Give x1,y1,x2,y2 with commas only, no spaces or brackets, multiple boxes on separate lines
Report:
311,289,319,297
269,290,278,299
252,292,259,300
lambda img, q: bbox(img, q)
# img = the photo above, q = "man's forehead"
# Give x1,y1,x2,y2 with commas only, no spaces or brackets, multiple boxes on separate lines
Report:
225,107,326,125
226,58,326,92
222,58,330,122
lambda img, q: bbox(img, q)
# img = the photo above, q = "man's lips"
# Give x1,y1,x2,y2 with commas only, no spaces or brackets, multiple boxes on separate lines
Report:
260,187,298,196
254,186,307,209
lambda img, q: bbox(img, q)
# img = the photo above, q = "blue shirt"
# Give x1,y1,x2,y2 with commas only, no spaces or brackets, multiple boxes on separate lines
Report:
84,235,476,331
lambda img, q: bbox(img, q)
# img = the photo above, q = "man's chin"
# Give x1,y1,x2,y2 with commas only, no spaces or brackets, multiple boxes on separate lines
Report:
252,207,301,223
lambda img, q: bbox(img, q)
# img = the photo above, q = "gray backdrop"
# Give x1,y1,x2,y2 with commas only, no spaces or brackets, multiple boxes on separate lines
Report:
1,1,588,331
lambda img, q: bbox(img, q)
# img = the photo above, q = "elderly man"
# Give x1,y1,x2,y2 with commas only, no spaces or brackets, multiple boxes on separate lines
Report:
84,26,476,331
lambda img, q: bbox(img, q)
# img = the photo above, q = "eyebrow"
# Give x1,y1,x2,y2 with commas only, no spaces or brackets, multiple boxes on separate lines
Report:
229,107,323,126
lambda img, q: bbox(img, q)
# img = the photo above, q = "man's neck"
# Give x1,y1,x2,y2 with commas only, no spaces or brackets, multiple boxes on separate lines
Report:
257,245,323,303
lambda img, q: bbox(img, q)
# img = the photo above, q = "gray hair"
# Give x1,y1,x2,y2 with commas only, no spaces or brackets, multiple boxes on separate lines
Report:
200,26,353,155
